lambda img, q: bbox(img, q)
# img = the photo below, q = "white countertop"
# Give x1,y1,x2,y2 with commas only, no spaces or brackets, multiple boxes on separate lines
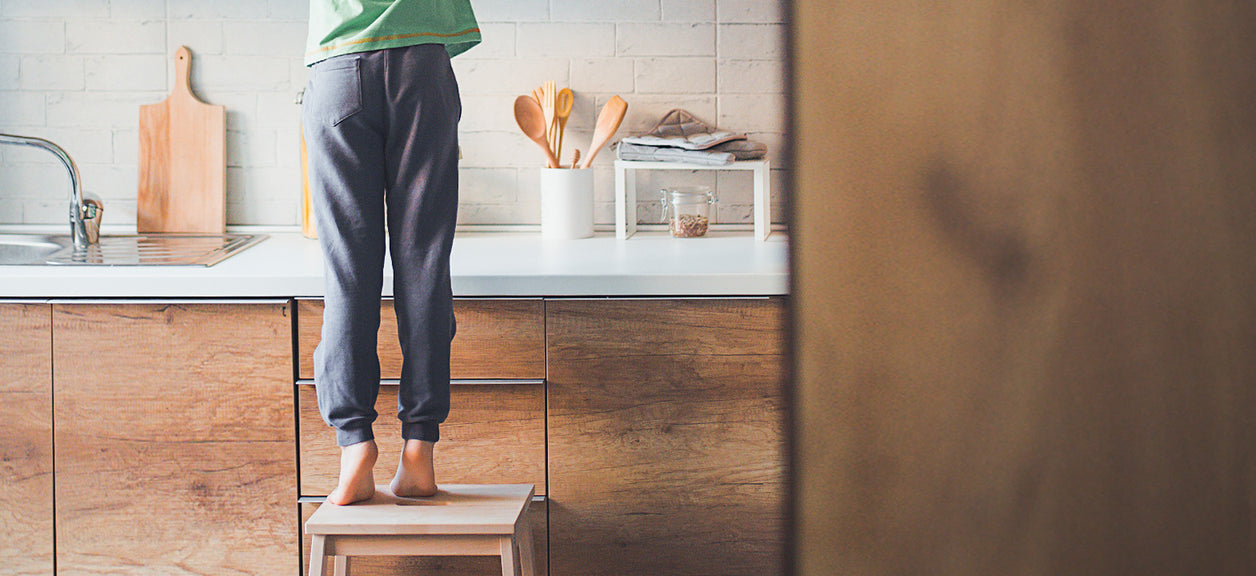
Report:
0,227,789,298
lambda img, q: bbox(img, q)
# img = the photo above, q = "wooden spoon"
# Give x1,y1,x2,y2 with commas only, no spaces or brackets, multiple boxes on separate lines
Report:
554,87,574,163
514,95,561,168
579,95,628,169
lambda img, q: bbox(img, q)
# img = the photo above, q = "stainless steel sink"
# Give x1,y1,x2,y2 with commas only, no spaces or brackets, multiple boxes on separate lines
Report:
0,233,267,266
0,135,267,267
0,234,70,265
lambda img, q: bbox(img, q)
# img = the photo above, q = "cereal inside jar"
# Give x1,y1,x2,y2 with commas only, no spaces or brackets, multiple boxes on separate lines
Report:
661,186,717,238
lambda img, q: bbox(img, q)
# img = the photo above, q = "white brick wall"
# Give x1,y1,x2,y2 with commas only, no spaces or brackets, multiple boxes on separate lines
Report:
635,58,716,93
616,23,717,57
3,1,110,19
20,56,86,90
67,21,165,54
0,22,66,53
662,0,715,22
109,0,167,20
0,0,787,227
84,55,167,91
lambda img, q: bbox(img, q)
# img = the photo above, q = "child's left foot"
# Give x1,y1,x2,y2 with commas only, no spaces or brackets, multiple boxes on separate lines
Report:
326,439,378,506
390,439,438,497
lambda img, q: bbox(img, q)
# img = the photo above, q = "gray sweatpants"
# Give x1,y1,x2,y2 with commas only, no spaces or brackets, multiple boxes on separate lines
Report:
302,43,460,447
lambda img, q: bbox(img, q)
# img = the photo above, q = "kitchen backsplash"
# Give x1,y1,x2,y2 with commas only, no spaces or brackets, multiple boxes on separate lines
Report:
0,0,785,228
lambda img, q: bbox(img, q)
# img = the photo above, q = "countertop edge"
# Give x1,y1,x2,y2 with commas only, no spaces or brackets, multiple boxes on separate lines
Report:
1,230,790,298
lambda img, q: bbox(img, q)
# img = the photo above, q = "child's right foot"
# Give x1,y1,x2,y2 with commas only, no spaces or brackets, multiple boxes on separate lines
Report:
326,439,378,505
390,439,438,497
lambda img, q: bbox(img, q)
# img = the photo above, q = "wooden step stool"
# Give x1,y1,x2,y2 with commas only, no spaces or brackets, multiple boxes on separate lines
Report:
305,484,536,576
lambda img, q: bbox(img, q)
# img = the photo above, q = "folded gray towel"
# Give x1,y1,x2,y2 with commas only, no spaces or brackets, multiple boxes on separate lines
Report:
620,109,746,150
710,138,767,160
617,109,768,164
616,141,734,166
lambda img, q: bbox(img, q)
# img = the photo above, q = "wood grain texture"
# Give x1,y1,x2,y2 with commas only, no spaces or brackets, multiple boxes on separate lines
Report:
52,302,296,575
792,1,1256,575
297,299,545,380
138,45,225,234
0,303,53,576
299,383,546,496
301,499,548,576
547,299,786,576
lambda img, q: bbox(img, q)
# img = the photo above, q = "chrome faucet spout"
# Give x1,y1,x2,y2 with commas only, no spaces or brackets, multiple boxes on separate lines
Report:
0,133,101,248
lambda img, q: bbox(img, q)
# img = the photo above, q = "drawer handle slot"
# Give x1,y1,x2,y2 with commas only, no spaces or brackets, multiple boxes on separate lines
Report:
295,378,544,387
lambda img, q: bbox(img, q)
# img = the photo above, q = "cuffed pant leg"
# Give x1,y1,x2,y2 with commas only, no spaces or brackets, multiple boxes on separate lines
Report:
303,53,388,448
382,44,462,444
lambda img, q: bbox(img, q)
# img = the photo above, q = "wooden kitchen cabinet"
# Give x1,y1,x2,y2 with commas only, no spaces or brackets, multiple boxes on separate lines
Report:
295,297,550,576
298,382,547,496
52,301,296,575
5,291,785,576
296,298,545,380
0,302,54,576
546,299,787,576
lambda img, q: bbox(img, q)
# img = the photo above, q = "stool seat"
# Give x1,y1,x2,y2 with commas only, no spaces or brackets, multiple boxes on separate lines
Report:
306,484,536,576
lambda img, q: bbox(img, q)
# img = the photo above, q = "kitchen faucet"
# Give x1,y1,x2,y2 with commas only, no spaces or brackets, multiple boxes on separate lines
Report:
0,133,103,248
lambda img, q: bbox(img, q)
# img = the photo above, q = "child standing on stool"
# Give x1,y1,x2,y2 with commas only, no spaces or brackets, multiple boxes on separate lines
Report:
302,0,480,505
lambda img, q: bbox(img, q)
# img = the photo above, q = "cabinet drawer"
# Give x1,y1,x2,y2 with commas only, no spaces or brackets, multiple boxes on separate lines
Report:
298,383,546,496
301,498,548,576
296,299,544,380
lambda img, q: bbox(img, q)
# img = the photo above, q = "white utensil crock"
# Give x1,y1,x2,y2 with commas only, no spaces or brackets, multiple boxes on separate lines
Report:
540,167,593,239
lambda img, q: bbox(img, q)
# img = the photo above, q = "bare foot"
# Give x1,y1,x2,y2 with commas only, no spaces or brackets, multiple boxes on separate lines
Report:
390,439,438,497
326,439,378,505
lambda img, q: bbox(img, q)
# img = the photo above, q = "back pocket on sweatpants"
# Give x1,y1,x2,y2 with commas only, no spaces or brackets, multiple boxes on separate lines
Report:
310,57,362,126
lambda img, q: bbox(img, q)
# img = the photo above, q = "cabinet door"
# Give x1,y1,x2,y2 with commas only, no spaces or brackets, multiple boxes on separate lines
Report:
547,299,787,576
52,302,296,575
0,303,53,576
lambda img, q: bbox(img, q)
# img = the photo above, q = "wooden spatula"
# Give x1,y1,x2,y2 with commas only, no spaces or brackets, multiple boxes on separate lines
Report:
579,95,628,169
138,46,225,233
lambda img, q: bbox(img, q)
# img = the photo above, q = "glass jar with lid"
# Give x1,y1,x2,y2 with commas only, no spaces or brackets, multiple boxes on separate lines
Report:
660,186,717,237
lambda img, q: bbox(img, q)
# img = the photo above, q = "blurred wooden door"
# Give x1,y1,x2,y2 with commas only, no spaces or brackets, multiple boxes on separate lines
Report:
790,1,1256,574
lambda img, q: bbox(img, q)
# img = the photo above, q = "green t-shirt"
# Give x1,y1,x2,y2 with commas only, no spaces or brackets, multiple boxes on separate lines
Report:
305,0,481,66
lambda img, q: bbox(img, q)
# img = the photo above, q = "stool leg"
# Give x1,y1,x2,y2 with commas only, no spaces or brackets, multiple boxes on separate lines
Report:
499,535,520,576
517,523,536,576
309,535,330,576
333,555,349,576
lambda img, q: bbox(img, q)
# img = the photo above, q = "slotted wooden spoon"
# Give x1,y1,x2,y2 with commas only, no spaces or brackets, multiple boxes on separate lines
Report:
554,87,574,163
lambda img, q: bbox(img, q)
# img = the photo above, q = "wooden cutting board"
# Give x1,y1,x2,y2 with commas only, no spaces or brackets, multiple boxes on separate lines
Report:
138,46,225,233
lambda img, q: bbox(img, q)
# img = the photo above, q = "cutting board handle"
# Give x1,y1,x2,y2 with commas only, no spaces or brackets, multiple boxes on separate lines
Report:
173,45,199,102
